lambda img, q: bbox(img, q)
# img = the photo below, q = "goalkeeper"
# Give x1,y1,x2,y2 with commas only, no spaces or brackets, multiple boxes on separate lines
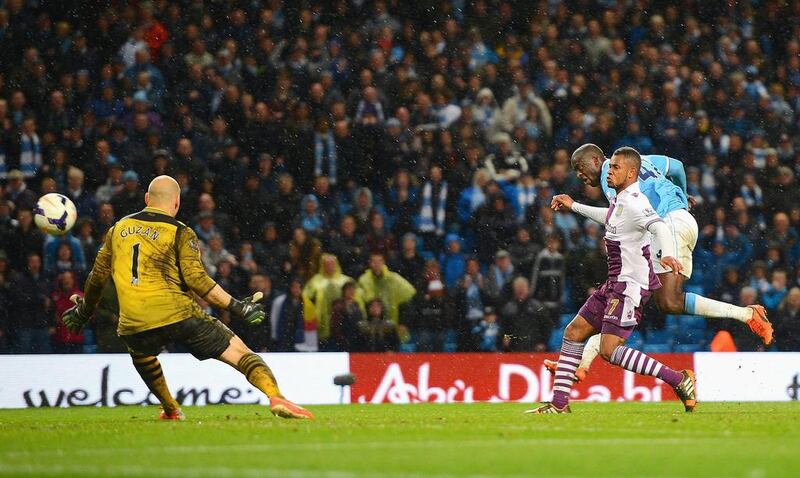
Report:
63,175,313,420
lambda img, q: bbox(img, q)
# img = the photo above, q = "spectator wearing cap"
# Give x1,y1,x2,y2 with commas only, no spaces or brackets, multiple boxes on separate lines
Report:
403,261,455,352
110,170,144,217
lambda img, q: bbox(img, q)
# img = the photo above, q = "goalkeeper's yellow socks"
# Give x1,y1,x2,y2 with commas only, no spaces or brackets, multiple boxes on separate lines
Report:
131,355,181,413
237,352,284,399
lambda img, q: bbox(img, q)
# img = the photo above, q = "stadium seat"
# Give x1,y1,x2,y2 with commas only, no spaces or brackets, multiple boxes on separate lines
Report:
645,329,673,346
673,343,704,353
642,343,672,353
674,327,705,344
678,315,706,330
559,314,573,327
664,315,681,331
684,284,705,296
548,330,564,352
626,331,644,349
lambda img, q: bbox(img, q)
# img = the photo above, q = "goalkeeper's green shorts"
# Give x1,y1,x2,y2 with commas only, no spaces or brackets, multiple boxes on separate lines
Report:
119,316,234,360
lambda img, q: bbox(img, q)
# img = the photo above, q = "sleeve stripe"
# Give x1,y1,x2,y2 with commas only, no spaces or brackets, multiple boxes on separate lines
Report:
199,282,217,298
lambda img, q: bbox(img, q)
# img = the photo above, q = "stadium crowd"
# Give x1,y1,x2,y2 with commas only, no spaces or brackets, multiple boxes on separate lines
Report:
1,0,799,355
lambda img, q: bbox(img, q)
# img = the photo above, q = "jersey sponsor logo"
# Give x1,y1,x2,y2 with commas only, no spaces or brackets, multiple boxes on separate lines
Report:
119,224,160,241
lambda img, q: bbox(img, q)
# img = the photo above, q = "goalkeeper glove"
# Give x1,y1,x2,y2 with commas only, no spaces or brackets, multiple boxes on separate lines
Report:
229,292,266,325
62,294,91,332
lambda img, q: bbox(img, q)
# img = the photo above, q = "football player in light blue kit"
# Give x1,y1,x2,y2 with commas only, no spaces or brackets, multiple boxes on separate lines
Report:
547,144,772,381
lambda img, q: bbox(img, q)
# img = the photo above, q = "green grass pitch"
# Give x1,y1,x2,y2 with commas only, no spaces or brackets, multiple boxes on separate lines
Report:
0,402,798,478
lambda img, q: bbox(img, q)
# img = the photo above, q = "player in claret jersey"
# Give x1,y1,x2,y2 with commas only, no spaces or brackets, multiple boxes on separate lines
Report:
545,143,772,383
528,147,696,414
62,176,313,420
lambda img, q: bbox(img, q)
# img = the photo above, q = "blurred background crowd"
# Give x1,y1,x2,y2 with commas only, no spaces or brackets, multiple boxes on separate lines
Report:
1,0,799,355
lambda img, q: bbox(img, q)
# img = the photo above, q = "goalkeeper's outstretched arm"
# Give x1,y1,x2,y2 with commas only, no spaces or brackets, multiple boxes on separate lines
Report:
177,227,265,324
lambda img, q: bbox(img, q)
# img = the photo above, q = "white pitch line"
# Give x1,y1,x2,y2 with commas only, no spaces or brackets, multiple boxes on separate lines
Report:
0,463,731,478
0,436,730,459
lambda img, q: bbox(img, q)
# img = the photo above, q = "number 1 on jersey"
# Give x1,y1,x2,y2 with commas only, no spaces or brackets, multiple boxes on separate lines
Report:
131,243,140,285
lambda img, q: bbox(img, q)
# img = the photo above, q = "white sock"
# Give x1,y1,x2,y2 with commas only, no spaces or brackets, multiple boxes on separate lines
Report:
580,334,601,369
685,293,751,323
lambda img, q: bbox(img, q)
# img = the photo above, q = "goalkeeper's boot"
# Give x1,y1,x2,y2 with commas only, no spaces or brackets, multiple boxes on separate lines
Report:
524,402,571,414
544,359,588,383
270,397,315,420
746,305,773,346
673,370,697,413
159,408,186,421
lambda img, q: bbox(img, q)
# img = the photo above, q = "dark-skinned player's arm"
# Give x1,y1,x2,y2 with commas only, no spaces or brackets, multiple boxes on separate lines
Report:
63,227,115,332
177,227,265,325
551,194,608,224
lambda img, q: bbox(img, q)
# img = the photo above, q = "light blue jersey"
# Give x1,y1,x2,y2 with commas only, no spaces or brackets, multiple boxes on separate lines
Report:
601,154,689,217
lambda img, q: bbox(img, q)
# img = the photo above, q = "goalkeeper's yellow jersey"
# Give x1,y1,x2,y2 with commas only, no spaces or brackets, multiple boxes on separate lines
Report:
85,207,217,336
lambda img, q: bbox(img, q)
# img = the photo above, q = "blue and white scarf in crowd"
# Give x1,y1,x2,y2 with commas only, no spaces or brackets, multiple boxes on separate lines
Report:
517,184,536,221
419,180,448,236
20,132,42,178
314,131,337,185
740,184,763,208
